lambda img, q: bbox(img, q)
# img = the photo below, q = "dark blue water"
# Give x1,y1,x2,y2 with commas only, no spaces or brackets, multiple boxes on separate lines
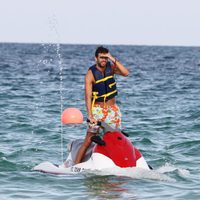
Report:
0,43,200,199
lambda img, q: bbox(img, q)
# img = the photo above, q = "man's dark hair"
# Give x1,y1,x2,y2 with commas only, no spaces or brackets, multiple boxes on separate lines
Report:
95,46,109,57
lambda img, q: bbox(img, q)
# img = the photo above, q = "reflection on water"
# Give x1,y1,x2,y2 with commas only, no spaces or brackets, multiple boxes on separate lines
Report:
84,175,138,199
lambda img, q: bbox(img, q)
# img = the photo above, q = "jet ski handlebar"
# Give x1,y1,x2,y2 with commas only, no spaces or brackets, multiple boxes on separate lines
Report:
87,119,118,133
87,119,101,126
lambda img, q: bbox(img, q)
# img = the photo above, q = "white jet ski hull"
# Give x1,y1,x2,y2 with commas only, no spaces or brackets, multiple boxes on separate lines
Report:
33,152,150,175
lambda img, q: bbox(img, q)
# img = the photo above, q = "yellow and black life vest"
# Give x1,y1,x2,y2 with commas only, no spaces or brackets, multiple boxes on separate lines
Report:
89,62,118,108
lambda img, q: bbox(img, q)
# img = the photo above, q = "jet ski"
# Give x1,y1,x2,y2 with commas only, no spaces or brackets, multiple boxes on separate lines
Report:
33,121,151,174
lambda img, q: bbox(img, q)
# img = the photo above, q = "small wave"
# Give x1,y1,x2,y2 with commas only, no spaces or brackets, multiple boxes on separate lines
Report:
168,140,200,154
156,163,190,177
1,63,11,68
0,158,18,172
139,137,155,145
163,56,175,60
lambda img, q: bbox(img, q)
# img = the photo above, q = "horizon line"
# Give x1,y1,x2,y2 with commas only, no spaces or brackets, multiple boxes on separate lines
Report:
0,40,200,48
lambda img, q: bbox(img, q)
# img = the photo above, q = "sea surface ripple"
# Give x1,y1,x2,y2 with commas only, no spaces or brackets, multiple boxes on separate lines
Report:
0,43,200,199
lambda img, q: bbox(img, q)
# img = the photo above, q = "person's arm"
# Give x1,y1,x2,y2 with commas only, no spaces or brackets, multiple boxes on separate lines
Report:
85,70,96,123
107,53,129,76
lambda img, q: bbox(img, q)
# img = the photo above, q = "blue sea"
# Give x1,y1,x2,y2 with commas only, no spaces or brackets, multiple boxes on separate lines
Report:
0,43,199,200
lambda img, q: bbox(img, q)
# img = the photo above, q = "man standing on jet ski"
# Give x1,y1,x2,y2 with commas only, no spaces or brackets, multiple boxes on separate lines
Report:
75,46,129,164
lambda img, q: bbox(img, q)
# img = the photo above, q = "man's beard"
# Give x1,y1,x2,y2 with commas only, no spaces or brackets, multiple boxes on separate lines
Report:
98,61,107,68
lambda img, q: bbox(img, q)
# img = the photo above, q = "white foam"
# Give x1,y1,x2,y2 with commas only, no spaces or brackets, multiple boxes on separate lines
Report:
156,163,190,177
85,166,176,182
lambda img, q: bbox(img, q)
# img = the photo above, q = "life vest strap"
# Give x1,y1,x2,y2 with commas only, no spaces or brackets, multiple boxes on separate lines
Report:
95,75,113,84
109,82,116,88
92,90,117,109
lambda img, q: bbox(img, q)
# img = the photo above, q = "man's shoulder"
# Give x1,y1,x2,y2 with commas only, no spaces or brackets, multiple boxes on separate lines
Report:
85,68,94,79
88,64,96,71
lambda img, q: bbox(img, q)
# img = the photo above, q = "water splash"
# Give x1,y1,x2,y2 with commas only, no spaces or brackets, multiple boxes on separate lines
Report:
87,167,176,182
48,14,60,43
156,163,190,177
48,14,64,163
57,43,64,163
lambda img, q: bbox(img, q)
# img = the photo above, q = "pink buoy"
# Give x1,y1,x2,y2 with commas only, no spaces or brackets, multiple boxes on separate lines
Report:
61,108,83,124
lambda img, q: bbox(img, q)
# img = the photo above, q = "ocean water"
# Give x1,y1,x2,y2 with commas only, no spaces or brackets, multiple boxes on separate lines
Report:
0,43,199,200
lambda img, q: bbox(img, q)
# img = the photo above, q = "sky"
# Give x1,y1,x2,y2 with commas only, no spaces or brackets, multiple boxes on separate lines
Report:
0,0,200,46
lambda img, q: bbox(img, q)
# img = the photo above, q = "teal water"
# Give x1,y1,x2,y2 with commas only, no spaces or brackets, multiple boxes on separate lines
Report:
0,43,200,199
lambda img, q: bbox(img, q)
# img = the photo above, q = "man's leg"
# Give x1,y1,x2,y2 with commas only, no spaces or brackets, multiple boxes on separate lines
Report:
74,131,95,164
